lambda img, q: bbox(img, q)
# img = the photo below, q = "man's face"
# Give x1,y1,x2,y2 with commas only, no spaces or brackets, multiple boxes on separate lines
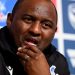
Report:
7,0,57,51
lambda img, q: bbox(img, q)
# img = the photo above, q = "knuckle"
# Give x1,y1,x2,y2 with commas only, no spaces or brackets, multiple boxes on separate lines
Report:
38,50,44,56
35,52,44,60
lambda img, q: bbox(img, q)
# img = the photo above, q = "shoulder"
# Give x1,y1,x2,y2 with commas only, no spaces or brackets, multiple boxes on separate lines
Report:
46,44,70,75
48,49,67,65
0,53,10,75
54,50,67,63
46,44,67,64
48,49,70,75
0,53,5,70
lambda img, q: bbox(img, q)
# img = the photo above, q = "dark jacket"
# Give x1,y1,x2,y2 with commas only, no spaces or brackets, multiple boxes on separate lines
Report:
0,26,70,75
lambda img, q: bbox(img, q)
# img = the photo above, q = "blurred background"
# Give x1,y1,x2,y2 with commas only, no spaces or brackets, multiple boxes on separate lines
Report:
0,0,75,74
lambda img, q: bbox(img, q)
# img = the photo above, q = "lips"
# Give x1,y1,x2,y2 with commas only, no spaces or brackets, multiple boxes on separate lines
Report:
23,37,39,46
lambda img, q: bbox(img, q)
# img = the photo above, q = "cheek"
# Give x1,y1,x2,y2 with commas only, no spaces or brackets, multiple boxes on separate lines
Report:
12,20,29,35
43,30,55,40
41,30,55,47
11,20,30,46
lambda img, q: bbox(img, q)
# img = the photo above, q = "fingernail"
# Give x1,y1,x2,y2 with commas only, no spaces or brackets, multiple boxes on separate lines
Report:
18,47,22,51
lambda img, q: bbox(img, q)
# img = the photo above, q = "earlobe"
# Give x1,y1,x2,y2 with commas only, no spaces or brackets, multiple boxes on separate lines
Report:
7,13,13,28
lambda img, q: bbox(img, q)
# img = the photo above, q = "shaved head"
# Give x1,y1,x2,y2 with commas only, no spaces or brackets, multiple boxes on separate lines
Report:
12,0,52,14
12,0,57,24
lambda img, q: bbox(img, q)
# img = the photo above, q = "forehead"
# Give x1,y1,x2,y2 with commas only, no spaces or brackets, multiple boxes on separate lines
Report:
14,0,57,23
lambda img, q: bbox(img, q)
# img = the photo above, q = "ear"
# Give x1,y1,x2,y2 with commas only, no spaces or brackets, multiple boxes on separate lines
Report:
7,13,13,28
55,27,57,32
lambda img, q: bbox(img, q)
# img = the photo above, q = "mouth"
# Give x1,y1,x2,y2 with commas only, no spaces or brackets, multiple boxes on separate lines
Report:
23,37,39,46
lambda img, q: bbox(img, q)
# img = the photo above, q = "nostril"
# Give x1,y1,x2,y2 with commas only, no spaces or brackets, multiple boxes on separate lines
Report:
28,27,41,36
29,31,40,36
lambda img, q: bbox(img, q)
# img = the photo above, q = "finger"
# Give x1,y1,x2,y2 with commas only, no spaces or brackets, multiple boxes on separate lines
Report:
26,49,37,59
18,46,29,53
17,52,30,61
25,42,41,53
18,48,37,59
17,52,25,60
18,46,26,52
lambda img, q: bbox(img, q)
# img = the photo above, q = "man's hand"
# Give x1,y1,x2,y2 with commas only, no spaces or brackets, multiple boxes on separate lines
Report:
17,43,50,75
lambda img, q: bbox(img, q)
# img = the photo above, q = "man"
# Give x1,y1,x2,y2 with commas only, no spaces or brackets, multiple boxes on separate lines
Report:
0,0,70,75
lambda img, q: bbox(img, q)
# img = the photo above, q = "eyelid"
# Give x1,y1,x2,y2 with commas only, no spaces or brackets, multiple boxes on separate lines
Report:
42,20,54,26
41,20,56,29
22,14,36,20
43,19,53,24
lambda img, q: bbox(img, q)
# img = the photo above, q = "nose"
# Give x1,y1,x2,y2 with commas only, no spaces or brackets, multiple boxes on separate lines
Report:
29,21,41,36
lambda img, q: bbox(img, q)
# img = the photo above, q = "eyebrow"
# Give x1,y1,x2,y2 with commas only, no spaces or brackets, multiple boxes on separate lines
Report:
42,19,54,25
23,14,35,18
23,14,36,20
23,13,55,26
